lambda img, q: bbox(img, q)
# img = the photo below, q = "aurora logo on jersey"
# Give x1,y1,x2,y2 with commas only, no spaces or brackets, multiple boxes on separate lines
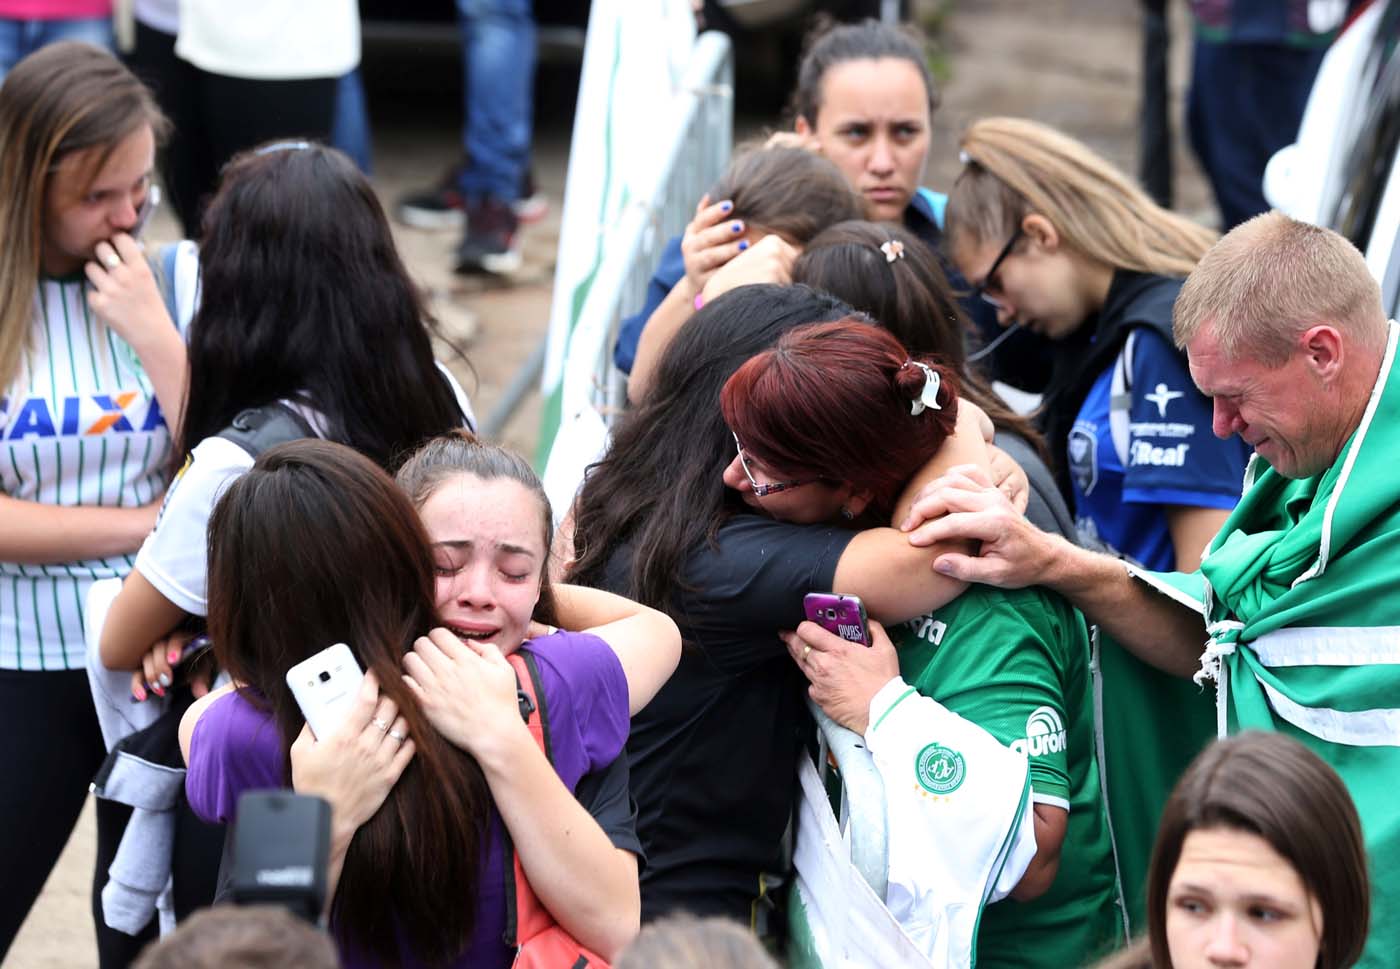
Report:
0,393,166,440
1010,706,1067,758
915,743,966,794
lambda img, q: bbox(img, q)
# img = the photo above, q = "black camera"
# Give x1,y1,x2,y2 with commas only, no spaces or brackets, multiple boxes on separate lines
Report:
228,790,332,924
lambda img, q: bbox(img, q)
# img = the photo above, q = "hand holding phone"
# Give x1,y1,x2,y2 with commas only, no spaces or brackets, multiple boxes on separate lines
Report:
286,643,365,740
803,592,871,647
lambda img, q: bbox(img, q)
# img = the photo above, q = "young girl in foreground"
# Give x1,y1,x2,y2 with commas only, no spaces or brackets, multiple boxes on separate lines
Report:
181,438,679,967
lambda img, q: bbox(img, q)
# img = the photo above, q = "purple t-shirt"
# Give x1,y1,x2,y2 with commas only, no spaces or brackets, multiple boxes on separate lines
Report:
186,630,630,969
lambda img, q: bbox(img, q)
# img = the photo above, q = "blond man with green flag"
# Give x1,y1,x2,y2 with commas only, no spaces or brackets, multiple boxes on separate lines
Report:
899,211,1395,967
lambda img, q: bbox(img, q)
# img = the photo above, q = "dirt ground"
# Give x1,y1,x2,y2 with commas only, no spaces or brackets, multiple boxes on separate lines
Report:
4,2,1210,965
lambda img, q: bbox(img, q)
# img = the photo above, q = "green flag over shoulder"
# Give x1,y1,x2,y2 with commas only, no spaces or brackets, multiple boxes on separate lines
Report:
1134,320,1400,967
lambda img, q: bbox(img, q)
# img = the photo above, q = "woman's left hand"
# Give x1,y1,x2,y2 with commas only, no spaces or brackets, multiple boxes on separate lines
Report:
84,234,175,352
290,672,416,841
781,619,900,736
402,628,524,758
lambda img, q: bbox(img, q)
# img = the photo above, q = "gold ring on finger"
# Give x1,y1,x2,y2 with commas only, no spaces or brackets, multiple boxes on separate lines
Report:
802,644,812,662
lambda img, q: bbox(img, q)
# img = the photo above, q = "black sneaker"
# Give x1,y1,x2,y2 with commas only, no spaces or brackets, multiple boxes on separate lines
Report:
454,196,522,274
400,163,545,230
397,166,467,230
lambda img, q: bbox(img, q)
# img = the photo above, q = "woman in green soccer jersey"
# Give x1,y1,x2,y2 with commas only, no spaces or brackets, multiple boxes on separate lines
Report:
726,320,1123,968
0,43,192,958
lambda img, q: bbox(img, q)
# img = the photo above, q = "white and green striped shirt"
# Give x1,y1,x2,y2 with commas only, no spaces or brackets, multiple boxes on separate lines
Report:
0,247,195,671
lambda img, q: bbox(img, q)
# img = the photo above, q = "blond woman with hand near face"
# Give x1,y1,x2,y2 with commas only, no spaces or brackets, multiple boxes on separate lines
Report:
0,41,191,961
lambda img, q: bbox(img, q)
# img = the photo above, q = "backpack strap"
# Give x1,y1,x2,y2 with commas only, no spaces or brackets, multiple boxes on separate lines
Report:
215,402,317,459
501,650,609,969
504,650,551,947
1108,330,1138,468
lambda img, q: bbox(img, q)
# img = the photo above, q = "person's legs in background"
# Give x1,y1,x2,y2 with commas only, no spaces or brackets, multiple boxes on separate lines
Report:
1187,37,1326,231
0,14,114,81
124,21,206,236
0,669,107,962
331,67,373,174
454,0,535,275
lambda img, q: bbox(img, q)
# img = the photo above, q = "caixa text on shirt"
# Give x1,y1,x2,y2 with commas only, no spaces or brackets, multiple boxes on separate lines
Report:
0,393,167,440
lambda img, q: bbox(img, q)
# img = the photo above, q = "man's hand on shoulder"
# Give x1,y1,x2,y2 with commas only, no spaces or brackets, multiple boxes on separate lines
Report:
899,466,1067,590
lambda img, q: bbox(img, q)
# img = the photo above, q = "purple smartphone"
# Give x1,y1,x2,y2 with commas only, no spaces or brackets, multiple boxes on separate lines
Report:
803,592,871,646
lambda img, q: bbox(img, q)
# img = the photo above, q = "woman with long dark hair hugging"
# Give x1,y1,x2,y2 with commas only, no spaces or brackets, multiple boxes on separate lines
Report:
179,438,681,967
567,283,998,932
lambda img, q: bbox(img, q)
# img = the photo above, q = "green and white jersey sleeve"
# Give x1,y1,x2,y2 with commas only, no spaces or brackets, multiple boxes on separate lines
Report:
890,585,1124,969
896,588,1077,809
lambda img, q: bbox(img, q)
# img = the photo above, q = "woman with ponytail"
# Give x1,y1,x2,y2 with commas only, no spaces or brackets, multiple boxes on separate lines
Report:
946,116,1252,925
736,321,1122,968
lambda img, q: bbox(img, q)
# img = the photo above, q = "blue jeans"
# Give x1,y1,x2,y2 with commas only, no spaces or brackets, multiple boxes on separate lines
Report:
458,0,534,204
1187,38,1326,231
0,16,114,82
331,68,373,174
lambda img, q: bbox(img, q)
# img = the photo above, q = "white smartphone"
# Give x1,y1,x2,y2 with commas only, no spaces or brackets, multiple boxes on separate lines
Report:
285,643,365,741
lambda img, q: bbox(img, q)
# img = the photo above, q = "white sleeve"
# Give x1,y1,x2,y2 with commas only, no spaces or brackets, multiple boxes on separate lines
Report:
865,678,1037,963
435,360,477,431
133,436,254,616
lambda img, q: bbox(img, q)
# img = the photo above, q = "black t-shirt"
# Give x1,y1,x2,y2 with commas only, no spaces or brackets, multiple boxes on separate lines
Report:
577,752,645,862
600,514,855,924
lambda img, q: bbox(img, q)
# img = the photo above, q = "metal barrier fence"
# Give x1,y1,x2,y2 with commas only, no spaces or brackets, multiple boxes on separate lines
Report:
525,30,733,493
810,698,890,899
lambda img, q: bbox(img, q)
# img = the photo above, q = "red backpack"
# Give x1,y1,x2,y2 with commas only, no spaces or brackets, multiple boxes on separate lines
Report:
504,650,613,969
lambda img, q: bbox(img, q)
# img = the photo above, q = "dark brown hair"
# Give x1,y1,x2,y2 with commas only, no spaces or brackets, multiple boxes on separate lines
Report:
396,428,558,625
179,141,467,472
132,905,338,969
791,220,1046,460
708,144,863,245
1146,732,1369,969
569,284,854,610
791,17,937,127
207,439,490,965
722,319,958,524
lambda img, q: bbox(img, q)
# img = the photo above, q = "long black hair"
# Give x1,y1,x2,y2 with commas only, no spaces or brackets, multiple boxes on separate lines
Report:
177,142,465,470
208,440,490,965
569,284,854,610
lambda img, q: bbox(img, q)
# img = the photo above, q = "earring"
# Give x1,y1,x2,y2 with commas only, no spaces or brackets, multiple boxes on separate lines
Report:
840,507,855,521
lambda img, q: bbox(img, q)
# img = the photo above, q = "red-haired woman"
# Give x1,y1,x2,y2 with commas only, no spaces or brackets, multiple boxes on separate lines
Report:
723,320,1123,969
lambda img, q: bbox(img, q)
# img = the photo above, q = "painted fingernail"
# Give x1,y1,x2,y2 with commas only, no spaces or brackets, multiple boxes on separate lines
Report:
157,672,171,687
168,649,181,663
720,200,732,212
731,222,743,233
132,685,147,702
151,684,165,697
738,240,749,251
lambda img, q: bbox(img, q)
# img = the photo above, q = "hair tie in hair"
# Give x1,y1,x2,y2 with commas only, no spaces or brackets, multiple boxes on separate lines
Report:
255,140,312,155
905,360,942,416
880,240,905,264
